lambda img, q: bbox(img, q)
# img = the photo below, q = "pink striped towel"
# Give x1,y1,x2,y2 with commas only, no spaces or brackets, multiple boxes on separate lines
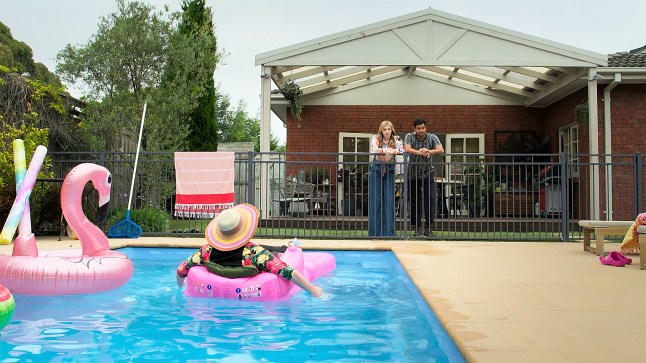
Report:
174,152,235,218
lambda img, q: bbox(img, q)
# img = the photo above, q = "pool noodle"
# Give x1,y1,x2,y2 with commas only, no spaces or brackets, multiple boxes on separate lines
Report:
0,145,47,245
13,140,32,237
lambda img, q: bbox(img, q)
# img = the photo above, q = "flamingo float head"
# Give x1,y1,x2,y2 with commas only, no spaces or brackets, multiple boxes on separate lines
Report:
95,171,112,224
61,163,113,255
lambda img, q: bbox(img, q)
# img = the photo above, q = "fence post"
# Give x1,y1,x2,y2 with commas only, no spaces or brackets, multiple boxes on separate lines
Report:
247,152,255,205
402,153,409,240
635,153,643,215
98,151,105,166
559,153,569,241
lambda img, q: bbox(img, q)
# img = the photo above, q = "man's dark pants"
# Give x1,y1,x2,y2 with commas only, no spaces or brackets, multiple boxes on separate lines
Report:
408,171,436,232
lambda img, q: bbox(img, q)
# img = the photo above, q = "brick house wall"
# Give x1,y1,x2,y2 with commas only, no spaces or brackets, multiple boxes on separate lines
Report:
539,84,646,219
286,84,646,155
281,85,645,219
285,105,544,154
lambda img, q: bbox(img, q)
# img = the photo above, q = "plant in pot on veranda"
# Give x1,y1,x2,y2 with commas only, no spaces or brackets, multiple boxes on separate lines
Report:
337,166,369,216
462,162,498,218
310,167,329,184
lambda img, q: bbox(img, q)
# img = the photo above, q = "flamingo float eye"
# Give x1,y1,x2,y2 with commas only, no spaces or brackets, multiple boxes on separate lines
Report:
106,174,112,186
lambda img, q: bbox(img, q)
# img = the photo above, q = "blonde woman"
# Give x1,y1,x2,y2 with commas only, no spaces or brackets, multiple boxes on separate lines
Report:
368,120,404,237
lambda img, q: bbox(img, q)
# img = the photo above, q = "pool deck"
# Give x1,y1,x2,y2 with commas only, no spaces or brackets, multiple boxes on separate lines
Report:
2,237,645,362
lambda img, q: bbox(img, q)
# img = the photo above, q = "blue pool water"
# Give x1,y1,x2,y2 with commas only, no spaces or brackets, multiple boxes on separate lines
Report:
1,248,464,362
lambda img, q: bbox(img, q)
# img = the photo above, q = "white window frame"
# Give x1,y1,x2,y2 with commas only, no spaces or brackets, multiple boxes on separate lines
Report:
444,133,485,180
559,124,579,177
444,134,485,216
338,132,373,161
338,132,373,214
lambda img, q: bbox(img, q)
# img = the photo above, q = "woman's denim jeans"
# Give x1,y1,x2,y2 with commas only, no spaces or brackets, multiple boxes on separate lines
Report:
368,163,396,237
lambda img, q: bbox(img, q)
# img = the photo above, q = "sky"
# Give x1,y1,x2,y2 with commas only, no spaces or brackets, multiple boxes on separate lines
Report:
1,0,645,143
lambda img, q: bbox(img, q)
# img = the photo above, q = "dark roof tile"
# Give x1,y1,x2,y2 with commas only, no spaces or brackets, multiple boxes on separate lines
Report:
608,45,646,67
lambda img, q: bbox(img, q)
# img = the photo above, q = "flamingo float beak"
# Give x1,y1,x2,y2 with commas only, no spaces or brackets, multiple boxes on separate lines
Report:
96,173,112,225
97,198,110,225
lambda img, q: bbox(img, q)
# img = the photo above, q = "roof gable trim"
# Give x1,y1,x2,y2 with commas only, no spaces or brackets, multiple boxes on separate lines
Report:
256,8,607,67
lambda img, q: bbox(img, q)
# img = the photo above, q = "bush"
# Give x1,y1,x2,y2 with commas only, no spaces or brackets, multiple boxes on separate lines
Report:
106,207,171,233
0,124,53,221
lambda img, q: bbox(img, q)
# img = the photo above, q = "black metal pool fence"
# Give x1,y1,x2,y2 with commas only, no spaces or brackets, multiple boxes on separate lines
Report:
27,151,645,241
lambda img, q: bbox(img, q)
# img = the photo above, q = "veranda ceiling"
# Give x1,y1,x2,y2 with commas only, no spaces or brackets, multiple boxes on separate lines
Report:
256,8,607,121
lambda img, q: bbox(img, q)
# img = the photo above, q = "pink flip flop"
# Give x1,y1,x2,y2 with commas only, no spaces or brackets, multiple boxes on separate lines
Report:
599,252,627,267
612,251,632,265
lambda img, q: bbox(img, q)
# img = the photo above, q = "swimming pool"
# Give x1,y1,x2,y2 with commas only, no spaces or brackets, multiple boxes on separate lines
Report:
1,248,465,362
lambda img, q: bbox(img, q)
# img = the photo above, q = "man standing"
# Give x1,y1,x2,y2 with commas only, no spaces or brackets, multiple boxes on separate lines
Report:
404,119,444,237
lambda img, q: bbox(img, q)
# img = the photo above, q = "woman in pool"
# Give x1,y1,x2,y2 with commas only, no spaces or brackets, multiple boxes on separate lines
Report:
176,203,323,298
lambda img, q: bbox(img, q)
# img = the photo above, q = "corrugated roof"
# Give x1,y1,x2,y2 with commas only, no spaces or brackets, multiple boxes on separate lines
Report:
608,45,646,67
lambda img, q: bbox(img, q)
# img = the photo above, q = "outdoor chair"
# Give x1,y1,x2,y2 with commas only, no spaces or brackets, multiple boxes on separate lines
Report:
271,178,315,216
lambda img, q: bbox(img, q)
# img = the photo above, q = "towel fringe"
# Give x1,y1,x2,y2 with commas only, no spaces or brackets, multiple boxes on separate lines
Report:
174,203,234,219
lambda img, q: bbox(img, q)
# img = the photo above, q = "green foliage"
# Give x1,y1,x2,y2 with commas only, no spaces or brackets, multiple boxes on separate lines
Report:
0,28,77,151
575,102,589,124
178,0,218,151
217,95,259,143
215,91,285,152
56,0,169,100
0,21,61,85
310,167,328,183
268,135,285,152
106,207,172,233
462,161,493,215
56,0,171,151
56,0,219,152
0,124,53,219
280,80,304,121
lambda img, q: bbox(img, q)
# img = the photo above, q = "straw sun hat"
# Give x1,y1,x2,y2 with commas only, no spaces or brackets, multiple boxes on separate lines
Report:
205,204,259,251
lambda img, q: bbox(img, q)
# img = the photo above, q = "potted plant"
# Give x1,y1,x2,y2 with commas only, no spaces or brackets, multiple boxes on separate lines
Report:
280,80,304,123
310,167,328,184
337,166,369,216
462,161,498,217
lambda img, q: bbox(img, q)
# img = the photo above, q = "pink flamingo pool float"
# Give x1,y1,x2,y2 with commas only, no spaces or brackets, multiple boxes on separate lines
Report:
0,162,133,295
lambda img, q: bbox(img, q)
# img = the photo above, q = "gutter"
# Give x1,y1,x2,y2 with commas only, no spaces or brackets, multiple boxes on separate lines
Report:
598,67,646,74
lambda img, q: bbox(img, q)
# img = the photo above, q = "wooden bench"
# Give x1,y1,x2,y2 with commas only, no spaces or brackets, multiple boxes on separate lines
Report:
638,225,646,270
578,220,633,256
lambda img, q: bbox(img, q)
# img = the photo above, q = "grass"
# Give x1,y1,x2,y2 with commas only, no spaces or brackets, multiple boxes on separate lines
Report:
165,219,568,240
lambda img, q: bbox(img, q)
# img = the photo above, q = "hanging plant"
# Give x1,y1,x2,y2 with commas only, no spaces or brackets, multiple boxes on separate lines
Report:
574,102,589,124
280,80,304,122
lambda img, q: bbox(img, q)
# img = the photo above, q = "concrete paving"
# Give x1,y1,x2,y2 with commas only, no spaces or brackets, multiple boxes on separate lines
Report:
2,237,645,362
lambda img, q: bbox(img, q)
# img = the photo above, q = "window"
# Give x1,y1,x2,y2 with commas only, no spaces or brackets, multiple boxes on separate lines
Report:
338,133,372,213
338,132,372,164
559,124,579,176
445,134,485,181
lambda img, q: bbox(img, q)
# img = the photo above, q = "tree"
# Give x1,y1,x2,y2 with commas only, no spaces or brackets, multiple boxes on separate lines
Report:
215,90,284,152
56,1,169,101
0,22,78,151
55,0,213,152
178,0,218,151
216,95,259,144
0,22,61,86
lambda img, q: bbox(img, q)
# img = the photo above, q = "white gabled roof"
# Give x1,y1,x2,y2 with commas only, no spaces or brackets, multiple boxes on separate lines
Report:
255,7,607,116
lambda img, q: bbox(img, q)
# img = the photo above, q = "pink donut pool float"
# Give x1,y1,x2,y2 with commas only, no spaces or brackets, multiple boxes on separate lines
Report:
185,247,335,300
0,163,133,295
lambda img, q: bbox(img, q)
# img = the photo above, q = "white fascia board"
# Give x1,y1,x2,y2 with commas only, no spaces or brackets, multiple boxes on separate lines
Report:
255,9,433,65
597,67,646,75
256,8,607,67
426,9,608,66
